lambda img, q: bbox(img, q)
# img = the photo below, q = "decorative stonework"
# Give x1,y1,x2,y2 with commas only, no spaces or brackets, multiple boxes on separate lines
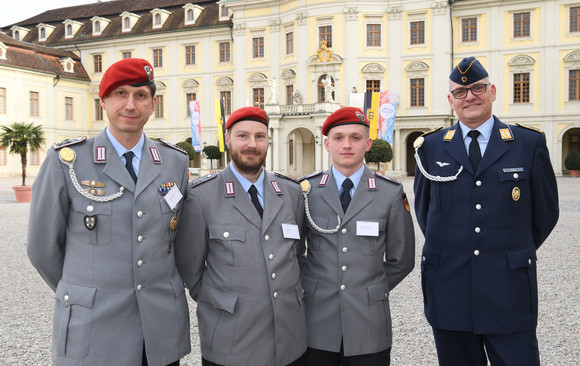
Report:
296,12,308,26
216,76,234,92
564,50,580,69
508,55,535,66
282,69,296,80
269,19,281,32
405,61,429,72
344,7,359,21
386,6,403,20
182,79,199,93
233,23,246,36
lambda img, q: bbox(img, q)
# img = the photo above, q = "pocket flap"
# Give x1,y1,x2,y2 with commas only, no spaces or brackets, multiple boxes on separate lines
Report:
367,282,389,305
199,285,238,314
55,281,97,309
506,247,536,270
208,225,245,241
498,168,529,182
71,197,111,215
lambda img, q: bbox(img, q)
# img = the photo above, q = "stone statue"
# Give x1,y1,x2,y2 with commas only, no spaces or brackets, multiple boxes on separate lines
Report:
292,90,303,104
267,77,278,104
322,75,335,102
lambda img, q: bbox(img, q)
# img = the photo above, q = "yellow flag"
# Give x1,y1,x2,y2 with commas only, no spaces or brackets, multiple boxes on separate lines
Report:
215,99,226,152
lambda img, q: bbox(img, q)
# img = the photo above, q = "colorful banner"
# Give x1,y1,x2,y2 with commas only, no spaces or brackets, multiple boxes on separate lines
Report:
215,99,227,152
189,100,202,152
364,92,380,140
377,91,398,144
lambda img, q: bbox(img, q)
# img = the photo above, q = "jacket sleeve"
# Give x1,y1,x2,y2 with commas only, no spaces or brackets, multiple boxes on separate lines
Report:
413,161,430,236
27,149,69,292
531,132,559,249
384,184,416,291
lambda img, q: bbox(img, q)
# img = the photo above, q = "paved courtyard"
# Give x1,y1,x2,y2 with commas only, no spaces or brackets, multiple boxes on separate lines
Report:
0,176,578,365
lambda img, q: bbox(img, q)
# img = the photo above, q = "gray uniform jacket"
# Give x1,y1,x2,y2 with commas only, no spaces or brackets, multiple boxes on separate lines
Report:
299,166,415,356
175,165,307,366
27,130,191,366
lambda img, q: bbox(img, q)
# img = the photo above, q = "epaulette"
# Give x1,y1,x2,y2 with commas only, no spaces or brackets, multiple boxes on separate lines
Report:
421,126,443,137
298,170,324,182
414,127,444,149
189,173,217,188
159,138,187,155
515,122,542,133
273,172,299,184
52,136,86,150
374,171,401,185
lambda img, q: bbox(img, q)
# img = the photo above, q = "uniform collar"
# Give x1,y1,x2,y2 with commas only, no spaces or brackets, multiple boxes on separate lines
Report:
229,162,265,201
331,165,364,194
105,126,145,161
458,116,494,143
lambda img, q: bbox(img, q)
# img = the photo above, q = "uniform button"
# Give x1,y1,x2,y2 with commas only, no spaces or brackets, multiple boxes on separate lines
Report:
273,292,278,299
341,228,347,234
137,260,143,267
87,205,94,212
476,180,482,187
340,284,346,291
422,256,426,262
474,250,480,256
137,284,143,291
264,235,270,241
268,254,274,260
64,294,69,302
137,235,144,243
384,293,388,299
341,265,347,272
475,204,482,210
271,273,277,279
342,247,348,253
474,227,481,233
137,211,143,218
528,259,532,265
513,173,519,179
223,232,230,238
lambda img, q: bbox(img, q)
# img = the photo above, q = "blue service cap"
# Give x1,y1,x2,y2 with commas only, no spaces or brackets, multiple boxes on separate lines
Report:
449,56,488,85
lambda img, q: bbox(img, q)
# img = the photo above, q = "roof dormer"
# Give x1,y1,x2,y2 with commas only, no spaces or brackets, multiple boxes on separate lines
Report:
151,8,172,29
91,16,111,36
63,19,83,39
0,42,7,61
10,26,30,41
59,57,76,73
120,11,141,33
218,2,230,21
37,23,56,42
183,3,204,26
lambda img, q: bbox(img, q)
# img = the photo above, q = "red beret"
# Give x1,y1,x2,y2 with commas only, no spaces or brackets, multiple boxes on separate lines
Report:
225,106,269,130
99,58,155,99
322,107,370,136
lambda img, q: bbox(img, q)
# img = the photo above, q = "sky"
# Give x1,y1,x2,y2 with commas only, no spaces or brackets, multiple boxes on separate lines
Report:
1,1,112,28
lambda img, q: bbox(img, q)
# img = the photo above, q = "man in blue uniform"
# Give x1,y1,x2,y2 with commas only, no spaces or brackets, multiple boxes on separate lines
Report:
413,56,559,365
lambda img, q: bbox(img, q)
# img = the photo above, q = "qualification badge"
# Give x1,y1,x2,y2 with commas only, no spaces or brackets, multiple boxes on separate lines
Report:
512,187,520,201
170,216,178,231
84,215,96,230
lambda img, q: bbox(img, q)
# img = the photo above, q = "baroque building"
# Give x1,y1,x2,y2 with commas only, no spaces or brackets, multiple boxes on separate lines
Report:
1,0,579,178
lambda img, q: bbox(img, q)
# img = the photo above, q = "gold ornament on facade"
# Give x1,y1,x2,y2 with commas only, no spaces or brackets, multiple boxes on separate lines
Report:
317,40,332,62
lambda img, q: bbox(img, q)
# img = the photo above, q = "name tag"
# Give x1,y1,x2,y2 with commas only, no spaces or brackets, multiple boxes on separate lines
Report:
282,223,300,239
164,185,183,210
356,221,379,237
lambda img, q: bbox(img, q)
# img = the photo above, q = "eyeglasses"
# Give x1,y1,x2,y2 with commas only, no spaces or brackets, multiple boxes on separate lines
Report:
450,83,490,99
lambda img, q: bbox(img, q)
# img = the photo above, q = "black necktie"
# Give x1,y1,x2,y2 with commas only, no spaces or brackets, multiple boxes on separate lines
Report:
340,178,353,213
248,184,263,218
124,151,138,183
468,130,481,171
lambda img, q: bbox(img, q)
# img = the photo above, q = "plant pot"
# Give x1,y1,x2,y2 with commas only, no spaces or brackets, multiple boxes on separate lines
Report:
12,185,32,203
571,170,580,178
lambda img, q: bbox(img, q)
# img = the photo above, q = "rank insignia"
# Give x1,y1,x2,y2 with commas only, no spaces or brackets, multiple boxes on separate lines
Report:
95,146,106,162
319,174,329,186
159,182,178,196
512,187,520,201
500,128,514,141
271,181,282,194
84,215,97,230
150,147,162,163
443,130,456,141
225,181,235,196
368,177,377,190
402,193,410,213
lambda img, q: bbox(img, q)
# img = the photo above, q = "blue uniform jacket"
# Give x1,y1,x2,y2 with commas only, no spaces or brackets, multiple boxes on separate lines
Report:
413,116,558,334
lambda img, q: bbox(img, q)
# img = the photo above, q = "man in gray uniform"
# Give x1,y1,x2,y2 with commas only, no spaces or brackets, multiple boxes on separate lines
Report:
28,58,191,366
299,107,415,366
175,106,307,366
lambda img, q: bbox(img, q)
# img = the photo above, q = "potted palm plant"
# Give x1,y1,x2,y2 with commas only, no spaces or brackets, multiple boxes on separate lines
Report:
0,122,46,202
565,149,580,178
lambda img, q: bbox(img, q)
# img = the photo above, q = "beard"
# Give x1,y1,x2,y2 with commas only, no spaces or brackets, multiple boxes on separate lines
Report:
230,148,266,176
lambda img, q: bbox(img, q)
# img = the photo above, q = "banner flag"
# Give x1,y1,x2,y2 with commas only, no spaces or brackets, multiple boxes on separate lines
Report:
364,92,380,140
189,100,202,152
215,99,227,152
377,91,398,144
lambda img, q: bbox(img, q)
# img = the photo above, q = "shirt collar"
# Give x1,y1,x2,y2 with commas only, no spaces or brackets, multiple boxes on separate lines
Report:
105,126,145,161
459,116,494,143
332,165,365,194
229,162,265,198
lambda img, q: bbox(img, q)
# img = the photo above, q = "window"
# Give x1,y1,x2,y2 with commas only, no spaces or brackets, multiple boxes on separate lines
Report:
187,9,194,21
319,26,332,48
253,88,264,109
367,24,381,47
220,91,232,116
30,91,39,116
253,37,265,59
155,95,164,118
66,24,72,36
14,30,19,41
513,12,530,38
570,70,580,101
0,147,6,166
571,7,580,33
0,87,5,113
289,138,294,165
286,85,294,105
185,45,196,65
219,42,231,63
95,21,101,33
461,18,477,42
186,93,196,116
410,78,425,107
40,27,46,39
410,21,425,45
513,73,530,103
221,5,229,18
153,49,163,68
124,17,130,29
94,99,103,121
366,80,381,93
65,97,73,120
30,150,40,166
286,32,294,55
122,51,132,59
154,13,161,25
93,54,102,73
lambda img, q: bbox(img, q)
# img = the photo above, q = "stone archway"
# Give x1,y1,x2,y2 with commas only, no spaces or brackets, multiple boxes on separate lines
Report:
406,131,423,176
286,128,315,178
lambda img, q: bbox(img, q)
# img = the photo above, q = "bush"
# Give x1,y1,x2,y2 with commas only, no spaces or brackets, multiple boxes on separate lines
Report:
365,139,393,171
176,141,196,161
564,149,580,170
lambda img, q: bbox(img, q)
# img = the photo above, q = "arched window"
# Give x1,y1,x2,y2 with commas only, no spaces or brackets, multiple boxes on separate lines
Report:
124,17,130,29
40,27,46,39
187,9,194,21
66,24,72,36
14,31,19,41
155,13,161,25
95,21,100,33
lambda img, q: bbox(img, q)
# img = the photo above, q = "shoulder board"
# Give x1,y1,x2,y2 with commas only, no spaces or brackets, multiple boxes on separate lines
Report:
52,136,86,150
421,126,443,137
374,171,401,185
273,172,298,184
189,173,217,188
298,170,324,182
159,138,187,155
515,122,542,133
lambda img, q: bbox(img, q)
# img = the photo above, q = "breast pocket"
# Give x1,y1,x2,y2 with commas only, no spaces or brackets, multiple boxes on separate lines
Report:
71,197,112,246
497,168,530,212
159,196,179,241
208,224,246,266
357,219,386,256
